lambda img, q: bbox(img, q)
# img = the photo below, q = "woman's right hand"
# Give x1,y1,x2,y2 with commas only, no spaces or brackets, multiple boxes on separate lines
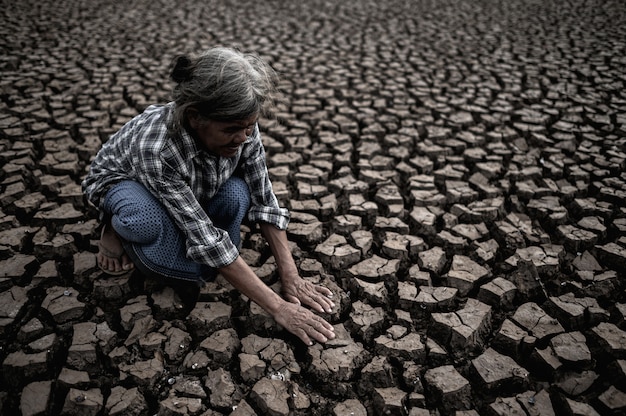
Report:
217,257,336,346
273,301,336,346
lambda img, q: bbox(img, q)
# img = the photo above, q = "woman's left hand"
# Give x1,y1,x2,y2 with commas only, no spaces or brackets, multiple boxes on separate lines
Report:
281,274,335,314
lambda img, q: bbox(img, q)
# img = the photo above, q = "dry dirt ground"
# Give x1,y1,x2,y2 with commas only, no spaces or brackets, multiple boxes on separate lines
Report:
2,0,626,415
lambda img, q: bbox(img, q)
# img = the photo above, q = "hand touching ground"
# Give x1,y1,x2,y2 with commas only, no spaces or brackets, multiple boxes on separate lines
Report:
274,301,336,345
281,275,335,314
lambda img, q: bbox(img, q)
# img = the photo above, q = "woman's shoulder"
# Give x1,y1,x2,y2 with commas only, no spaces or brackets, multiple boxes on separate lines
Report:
139,102,174,124
128,103,173,140
143,102,173,114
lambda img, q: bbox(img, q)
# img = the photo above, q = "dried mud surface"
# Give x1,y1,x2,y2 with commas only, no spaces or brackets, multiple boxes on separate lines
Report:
1,0,626,415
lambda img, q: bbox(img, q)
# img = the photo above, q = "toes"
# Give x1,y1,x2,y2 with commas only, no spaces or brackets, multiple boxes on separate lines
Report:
121,254,134,270
99,255,121,273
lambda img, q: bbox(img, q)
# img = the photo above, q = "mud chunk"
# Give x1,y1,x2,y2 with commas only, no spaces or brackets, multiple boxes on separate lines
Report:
590,322,626,359
17,317,45,343
544,293,608,330
477,277,517,310
346,255,399,303
487,396,526,416
231,399,258,416
67,322,102,373
597,385,626,415
372,386,407,416
416,286,458,313
157,395,203,416
20,380,52,416
595,242,626,270
61,388,103,416
559,397,602,416
91,273,132,307
287,219,324,244
239,353,266,383
431,298,492,359
359,356,395,391
445,254,491,297
0,285,28,334
315,233,361,270
424,365,472,414
151,286,187,318
105,386,148,416
555,370,599,396
199,328,240,366
492,319,536,362
41,286,85,324
347,300,385,342
1,253,38,279
57,367,90,390
206,368,242,409
118,295,151,332
511,302,565,341
333,399,367,416
118,357,164,388
556,224,598,252
418,246,447,275
250,378,290,416
31,203,83,229
373,330,426,361
516,389,556,416
470,347,529,392
409,206,438,236
187,302,232,338
505,245,564,277
381,232,425,261
308,324,370,383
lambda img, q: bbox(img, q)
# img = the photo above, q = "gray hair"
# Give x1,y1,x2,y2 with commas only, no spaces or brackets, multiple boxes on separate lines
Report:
169,47,277,134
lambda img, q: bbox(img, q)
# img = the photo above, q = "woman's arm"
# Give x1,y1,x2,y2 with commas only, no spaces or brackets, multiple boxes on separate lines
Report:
260,223,335,314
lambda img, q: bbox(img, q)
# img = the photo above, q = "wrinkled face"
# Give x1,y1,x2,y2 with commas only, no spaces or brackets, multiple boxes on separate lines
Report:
189,112,258,158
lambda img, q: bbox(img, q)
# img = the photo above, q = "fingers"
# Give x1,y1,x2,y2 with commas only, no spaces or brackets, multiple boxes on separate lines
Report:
277,303,336,346
315,293,335,314
293,328,313,346
315,284,334,298
304,315,336,345
299,283,336,314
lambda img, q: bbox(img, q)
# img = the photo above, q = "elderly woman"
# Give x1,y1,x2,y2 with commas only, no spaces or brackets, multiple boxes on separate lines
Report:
82,47,335,345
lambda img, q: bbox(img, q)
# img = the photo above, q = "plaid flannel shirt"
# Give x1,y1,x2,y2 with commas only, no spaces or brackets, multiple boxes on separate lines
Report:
82,103,289,268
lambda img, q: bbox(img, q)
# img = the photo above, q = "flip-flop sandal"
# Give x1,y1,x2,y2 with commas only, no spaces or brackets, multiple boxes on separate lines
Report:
98,246,131,276
98,226,133,276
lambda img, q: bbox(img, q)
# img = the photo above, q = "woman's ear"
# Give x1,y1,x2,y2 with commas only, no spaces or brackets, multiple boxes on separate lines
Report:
187,108,200,130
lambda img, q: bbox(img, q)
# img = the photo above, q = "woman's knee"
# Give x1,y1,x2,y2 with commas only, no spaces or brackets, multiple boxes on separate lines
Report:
223,176,251,207
213,177,251,217
104,181,168,243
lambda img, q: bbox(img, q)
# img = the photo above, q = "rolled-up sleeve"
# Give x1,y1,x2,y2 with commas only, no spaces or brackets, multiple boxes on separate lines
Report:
241,128,290,229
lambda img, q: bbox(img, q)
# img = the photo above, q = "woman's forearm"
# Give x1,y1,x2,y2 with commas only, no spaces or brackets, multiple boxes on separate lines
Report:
259,223,298,279
219,256,284,315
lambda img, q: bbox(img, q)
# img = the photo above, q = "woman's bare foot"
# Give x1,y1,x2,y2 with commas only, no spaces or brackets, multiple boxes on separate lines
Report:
98,224,134,275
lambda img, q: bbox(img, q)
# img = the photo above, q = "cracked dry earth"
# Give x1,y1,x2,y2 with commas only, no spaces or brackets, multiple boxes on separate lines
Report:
2,0,626,415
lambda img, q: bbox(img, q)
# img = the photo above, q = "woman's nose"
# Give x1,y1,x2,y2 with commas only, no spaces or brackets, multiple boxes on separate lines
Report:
235,129,249,143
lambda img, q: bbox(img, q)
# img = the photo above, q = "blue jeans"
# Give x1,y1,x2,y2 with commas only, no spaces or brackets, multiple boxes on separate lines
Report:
102,177,250,282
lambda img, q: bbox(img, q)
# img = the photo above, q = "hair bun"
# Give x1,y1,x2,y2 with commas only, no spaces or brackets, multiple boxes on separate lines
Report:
171,55,193,83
